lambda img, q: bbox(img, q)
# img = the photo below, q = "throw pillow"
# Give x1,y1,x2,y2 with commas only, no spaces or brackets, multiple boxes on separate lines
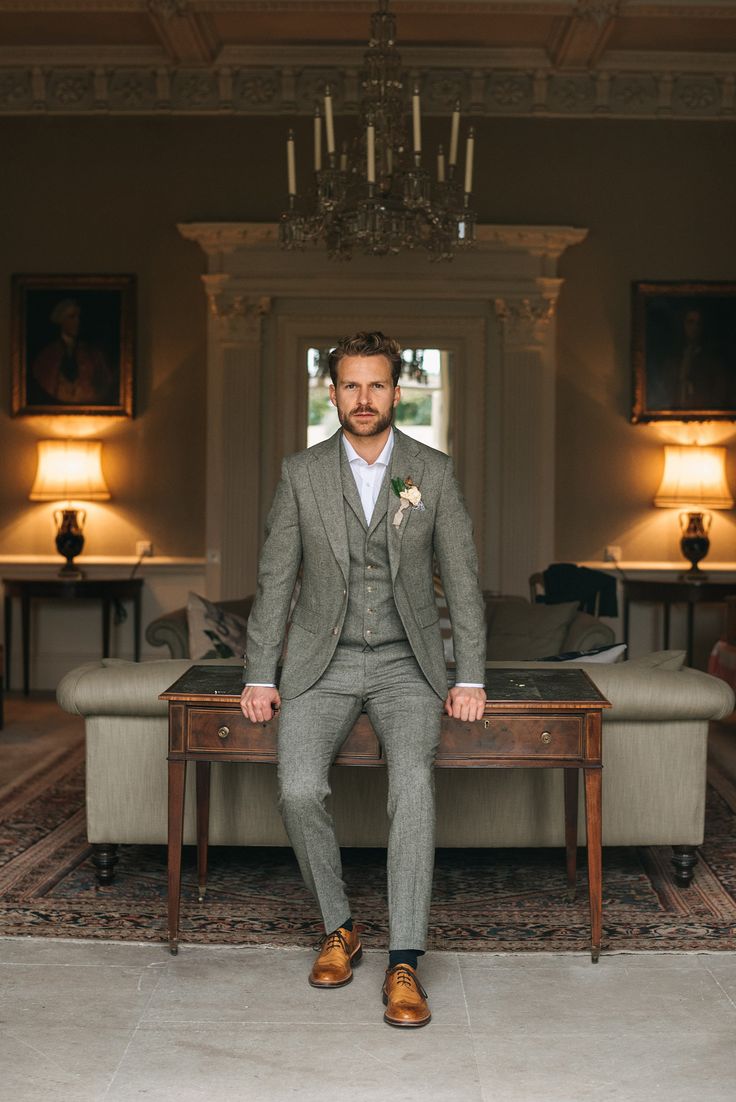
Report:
625,649,686,671
187,592,249,661
540,643,627,664
486,599,579,661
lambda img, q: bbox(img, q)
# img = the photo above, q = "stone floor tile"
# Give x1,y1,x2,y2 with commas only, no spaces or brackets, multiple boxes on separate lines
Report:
471,1026,736,1102
104,1022,483,1102
459,951,734,1034
0,935,169,968
0,957,161,1030
0,1023,136,1102
143,947,467,1029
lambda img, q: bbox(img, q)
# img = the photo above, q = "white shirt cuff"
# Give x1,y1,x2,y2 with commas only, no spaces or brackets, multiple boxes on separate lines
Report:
244,683,276,688
455,682,485,688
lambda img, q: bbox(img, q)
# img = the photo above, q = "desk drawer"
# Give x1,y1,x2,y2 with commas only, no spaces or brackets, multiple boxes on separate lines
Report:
185,709,382,763
437,715,584,762
187,710,277,755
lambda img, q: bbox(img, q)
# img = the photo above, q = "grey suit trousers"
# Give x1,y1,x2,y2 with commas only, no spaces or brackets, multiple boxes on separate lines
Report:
277,640,442,950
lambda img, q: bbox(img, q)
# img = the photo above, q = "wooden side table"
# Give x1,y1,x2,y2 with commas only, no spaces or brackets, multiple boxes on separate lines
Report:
622,578,736,667
3,576,144,695
161,665,611,961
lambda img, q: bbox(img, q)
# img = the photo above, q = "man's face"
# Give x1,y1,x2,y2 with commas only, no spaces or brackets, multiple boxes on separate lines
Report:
330,354,400,438
59,307,81,339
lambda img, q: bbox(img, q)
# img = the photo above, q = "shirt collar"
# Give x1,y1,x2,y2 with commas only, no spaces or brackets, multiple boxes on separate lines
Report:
341,429,394,469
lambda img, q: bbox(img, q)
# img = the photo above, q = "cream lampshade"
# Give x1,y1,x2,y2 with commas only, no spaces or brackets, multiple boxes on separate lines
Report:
29,439,110,577
654,445,733,577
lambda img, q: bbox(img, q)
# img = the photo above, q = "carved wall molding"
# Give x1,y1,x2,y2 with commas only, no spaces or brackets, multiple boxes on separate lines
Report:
204,280,272,339
494,294,557,348
1,62,735,118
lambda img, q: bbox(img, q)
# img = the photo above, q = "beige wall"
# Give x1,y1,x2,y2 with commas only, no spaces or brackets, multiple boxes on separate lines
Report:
1,115,734,564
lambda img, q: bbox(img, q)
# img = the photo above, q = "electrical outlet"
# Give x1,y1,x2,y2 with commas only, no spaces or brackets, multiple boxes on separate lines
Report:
604,546,621,563
136,540,153,558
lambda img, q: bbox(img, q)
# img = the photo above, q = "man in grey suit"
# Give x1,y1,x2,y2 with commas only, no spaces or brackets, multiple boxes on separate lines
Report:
241,332,486,1028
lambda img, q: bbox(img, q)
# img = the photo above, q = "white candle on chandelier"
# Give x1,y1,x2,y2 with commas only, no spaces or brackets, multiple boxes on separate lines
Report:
367,117,376,184
449,100,460,167
437,143,446,183
412,85,422,154
287,129,297,196
464,126,475,195
313,106,322,172
340,140,348,172
324,85,336,155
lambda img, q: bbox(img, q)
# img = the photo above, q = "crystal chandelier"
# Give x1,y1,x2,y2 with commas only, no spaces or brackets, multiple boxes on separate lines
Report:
279,0,477,261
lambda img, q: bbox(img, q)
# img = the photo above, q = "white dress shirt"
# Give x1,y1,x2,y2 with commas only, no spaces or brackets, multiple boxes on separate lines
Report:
342,430,394,524
246,430,482,690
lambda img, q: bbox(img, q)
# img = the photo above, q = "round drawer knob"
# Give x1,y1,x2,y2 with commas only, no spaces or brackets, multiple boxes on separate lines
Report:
540,730,552,744
217,726,230,740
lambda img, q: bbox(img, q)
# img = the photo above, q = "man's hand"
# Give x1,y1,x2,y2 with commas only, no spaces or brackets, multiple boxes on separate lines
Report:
240,685,281,724
444,686,486,723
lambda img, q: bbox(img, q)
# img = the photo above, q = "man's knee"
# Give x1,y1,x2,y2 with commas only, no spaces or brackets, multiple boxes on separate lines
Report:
278,772,328,815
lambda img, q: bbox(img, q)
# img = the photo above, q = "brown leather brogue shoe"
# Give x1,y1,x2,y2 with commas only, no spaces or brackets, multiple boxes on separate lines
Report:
382,964,431,1027
308,925,362,988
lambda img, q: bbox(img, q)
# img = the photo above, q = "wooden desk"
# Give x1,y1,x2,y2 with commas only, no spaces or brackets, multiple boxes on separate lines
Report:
161,665,611,961
3,576,143,695
622,578,735,667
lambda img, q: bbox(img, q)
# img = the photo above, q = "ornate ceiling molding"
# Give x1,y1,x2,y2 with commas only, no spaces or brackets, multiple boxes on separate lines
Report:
0,63,733,117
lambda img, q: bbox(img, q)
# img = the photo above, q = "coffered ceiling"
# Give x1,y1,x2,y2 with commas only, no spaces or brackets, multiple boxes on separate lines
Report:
1,1,735,118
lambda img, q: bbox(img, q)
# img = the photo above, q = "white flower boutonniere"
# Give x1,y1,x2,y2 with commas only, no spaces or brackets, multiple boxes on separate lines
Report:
391,476,425,528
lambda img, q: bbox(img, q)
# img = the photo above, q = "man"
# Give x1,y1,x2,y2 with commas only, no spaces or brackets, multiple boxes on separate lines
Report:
240,331,486,1028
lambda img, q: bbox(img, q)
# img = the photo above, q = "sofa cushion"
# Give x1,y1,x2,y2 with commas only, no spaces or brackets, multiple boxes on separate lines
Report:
626,649,686,671
187,592,249,660
486,599,579,660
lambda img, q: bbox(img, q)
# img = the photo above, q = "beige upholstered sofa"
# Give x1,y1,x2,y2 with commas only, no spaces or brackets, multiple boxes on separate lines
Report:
57,651,734,889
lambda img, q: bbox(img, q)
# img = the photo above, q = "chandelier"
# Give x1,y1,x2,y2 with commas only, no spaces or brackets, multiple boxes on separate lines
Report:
279,0,477,261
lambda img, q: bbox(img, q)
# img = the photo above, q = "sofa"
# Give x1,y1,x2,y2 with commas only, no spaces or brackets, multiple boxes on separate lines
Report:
145,592,615,660
57,650,734,889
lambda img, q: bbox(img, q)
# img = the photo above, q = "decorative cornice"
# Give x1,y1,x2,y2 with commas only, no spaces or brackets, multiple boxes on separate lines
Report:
0,61,734,117
180,221,588,259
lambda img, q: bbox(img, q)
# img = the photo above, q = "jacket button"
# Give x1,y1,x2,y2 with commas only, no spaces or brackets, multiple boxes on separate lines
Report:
332,627,339,635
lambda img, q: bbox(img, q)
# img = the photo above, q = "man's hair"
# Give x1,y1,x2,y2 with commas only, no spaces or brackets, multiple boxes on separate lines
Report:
328,331,402,387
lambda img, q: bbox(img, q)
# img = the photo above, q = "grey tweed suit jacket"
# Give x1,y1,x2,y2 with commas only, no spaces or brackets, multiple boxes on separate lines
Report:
244,428,486,700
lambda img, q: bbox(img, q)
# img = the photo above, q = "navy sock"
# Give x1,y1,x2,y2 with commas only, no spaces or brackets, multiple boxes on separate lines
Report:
389,949,423,971
338,917,353,932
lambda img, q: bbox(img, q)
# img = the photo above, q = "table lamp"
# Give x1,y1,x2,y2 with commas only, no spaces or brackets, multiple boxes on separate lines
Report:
654,445,733,578
29,439,111,578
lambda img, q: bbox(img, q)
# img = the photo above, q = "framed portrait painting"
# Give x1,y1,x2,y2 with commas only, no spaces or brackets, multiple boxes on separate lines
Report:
11,274,135,416
631,281,736,423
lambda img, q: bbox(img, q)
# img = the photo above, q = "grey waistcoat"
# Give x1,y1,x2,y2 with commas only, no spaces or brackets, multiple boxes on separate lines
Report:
339,448,407,650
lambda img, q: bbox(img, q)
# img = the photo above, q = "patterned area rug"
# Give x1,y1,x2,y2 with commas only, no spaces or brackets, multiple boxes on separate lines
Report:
2,737,736,952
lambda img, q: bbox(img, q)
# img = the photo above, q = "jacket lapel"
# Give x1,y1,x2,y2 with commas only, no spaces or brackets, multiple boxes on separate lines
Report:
387,429,425,582
340,445,368,531
307,431,350,583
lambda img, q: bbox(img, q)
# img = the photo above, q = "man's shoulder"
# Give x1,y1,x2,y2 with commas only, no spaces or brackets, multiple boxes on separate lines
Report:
282,433,338,472
395,430,452,471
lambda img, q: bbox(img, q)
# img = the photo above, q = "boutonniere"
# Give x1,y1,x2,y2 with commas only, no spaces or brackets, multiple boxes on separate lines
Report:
391,476,425,528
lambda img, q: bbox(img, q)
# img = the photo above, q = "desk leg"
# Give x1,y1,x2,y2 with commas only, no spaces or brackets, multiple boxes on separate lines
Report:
686,602,694,668
168,759,187,955
564,768,579,900
663,602,671,650
196,762,211,902
584,767,603,963
21,594,30,697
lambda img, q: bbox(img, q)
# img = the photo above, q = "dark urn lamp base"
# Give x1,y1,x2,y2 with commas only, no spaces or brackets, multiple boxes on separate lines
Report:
53,507,87,579
679,511,711,582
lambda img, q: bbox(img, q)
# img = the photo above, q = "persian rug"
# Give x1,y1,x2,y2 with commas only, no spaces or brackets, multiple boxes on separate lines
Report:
1,737,736,952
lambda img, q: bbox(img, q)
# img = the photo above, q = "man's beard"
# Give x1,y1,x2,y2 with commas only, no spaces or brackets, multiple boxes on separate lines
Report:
337,404,394,437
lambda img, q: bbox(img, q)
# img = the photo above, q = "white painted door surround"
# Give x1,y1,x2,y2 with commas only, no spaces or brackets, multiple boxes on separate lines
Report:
179,223,587,601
